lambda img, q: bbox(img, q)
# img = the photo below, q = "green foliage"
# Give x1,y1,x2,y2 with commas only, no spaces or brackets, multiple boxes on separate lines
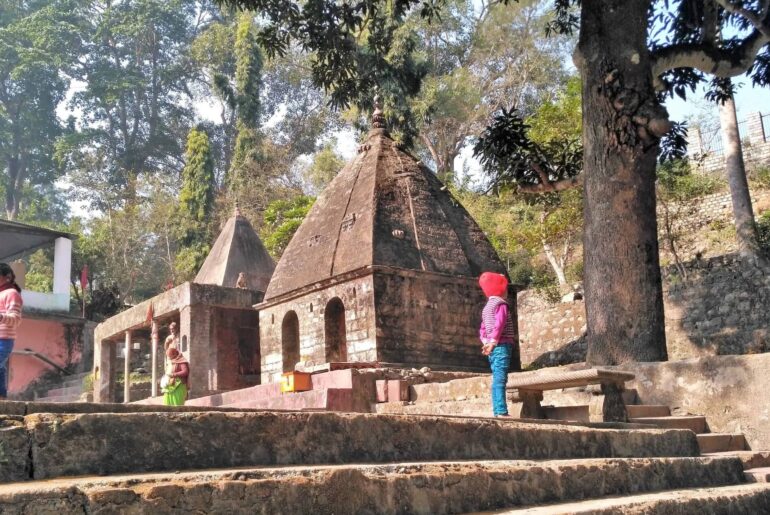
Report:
228,12,264,189
755,212,770,252
176,127,216,280
261,196,315,258
305,144,344,193
410,0,569,178
180,128,216,227
657,160,725,201
0,0,83,218
61,0,200,209
750,166,770,189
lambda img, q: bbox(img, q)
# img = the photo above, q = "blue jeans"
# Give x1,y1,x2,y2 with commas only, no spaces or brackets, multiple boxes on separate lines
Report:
0,339,13,398
488,344,512,416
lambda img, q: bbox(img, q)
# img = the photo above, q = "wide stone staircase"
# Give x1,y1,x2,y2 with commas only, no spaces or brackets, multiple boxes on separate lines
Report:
26,372,90,403
1,399,770,513
375,370,770,489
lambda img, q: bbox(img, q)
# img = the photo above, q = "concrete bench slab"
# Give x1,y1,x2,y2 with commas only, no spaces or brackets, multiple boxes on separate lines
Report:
506,369,635,423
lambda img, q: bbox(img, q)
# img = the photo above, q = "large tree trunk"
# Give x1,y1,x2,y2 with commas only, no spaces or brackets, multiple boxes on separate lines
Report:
718,94,760,258
577,0,668,365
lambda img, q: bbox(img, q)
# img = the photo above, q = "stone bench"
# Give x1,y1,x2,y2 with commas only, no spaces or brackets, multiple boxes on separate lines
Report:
506,368,635,422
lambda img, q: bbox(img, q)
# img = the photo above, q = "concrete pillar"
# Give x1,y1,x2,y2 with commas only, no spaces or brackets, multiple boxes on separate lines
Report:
53,237,72,296
746,111,765,144
151,320,159,398
181,304,213,397
124,330,131,403
688,126,704,158
93,339,115,403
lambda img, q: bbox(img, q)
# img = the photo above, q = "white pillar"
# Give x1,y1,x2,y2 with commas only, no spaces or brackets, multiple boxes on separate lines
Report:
124,330,131,404
151,321,159,398
53,237,72,296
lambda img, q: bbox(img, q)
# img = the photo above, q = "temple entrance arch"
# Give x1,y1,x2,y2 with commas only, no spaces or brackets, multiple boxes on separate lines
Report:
282,311,300,373
324,298,347,362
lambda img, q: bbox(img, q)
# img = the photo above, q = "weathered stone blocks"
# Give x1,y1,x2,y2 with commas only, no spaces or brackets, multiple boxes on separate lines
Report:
22,411,700,480
0,418,30,482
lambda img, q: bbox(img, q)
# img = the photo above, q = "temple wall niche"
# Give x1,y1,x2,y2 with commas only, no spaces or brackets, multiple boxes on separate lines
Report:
258,275,377,384
213,308,260,391
373,271,514,371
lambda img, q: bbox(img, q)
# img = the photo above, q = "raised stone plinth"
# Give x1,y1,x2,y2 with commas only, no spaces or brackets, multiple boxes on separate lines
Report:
3,411,702,480
0,457,749,514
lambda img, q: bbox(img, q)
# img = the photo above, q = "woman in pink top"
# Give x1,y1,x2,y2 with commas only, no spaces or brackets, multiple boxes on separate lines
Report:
0,263,22,399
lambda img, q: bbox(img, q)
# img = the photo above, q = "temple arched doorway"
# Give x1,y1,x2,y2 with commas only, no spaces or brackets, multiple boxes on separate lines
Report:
282,311,300,373
324,298,347,363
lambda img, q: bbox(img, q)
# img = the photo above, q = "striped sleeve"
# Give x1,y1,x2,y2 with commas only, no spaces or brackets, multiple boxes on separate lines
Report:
1,291,22,328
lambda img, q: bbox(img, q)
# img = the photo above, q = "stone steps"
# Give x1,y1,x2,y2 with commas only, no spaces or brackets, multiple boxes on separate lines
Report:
625,404,671,418
0,411,701,482
0,457,748,514
697,433,748,453
629,415,708,434
705,450,770,469
491,483,770,514
746,467,770,483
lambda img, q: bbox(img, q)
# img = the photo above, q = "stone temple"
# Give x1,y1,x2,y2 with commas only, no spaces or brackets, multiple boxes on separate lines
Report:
257,105,512,383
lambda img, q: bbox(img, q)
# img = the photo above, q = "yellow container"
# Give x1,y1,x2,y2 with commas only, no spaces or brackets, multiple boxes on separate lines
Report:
280,371,312,393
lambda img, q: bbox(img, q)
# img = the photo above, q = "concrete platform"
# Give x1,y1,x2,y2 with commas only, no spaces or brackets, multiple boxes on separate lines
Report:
0,457,747,514
1,411,701,481
492,483,770,514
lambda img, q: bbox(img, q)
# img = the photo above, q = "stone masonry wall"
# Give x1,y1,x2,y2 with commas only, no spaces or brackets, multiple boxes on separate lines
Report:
373,270,513,371
658,189,770,236
517,290,585,367
518,254,770,366
258,275,377,384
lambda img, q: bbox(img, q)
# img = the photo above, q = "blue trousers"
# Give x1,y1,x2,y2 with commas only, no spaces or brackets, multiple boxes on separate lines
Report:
488,344,512,416
0,338,13,398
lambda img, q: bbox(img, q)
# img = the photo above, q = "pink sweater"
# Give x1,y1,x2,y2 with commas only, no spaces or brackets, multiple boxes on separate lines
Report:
0,288,23,340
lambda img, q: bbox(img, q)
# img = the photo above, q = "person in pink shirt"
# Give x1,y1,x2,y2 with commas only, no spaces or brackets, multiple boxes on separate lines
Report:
479,272,516,417
0,263,22,400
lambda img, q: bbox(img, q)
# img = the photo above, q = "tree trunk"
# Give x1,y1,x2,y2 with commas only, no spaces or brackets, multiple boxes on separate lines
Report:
718,94,760,258
577,0,668,365
542,241,568,287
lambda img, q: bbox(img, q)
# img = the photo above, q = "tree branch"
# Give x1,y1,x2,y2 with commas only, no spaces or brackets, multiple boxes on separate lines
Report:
651,29,769,82
714,0,770,37
518,173,583,194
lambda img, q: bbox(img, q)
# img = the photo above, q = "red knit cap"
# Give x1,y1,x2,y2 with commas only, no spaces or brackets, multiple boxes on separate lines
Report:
479,272,508,297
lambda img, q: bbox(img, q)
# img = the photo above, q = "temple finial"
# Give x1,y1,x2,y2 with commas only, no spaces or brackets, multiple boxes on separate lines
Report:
372,93,386,129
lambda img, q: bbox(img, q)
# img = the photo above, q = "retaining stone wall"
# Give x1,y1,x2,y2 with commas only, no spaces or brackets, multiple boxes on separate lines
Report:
518,254,770,366
658,189,770,237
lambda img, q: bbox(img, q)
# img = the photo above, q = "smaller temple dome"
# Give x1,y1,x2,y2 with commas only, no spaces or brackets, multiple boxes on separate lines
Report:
194,208,276,292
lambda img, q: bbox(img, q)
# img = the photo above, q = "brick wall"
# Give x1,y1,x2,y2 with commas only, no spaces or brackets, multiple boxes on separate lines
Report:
258,275,378,384
517,254,770,366
372,270,511,371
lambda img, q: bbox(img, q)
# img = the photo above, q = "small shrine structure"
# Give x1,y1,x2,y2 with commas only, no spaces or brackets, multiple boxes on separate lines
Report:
257,101,513,383
92,209,275,402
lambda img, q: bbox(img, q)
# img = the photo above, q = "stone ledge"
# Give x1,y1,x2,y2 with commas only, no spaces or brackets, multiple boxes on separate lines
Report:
17,411,700,480
0,457,747,514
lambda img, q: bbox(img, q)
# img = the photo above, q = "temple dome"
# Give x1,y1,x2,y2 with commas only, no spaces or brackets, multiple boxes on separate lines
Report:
195,209,276,292
264,128,507,300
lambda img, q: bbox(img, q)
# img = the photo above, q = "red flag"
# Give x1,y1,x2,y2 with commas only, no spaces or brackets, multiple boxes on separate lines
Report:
80,264,89,291
145,301,154,324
